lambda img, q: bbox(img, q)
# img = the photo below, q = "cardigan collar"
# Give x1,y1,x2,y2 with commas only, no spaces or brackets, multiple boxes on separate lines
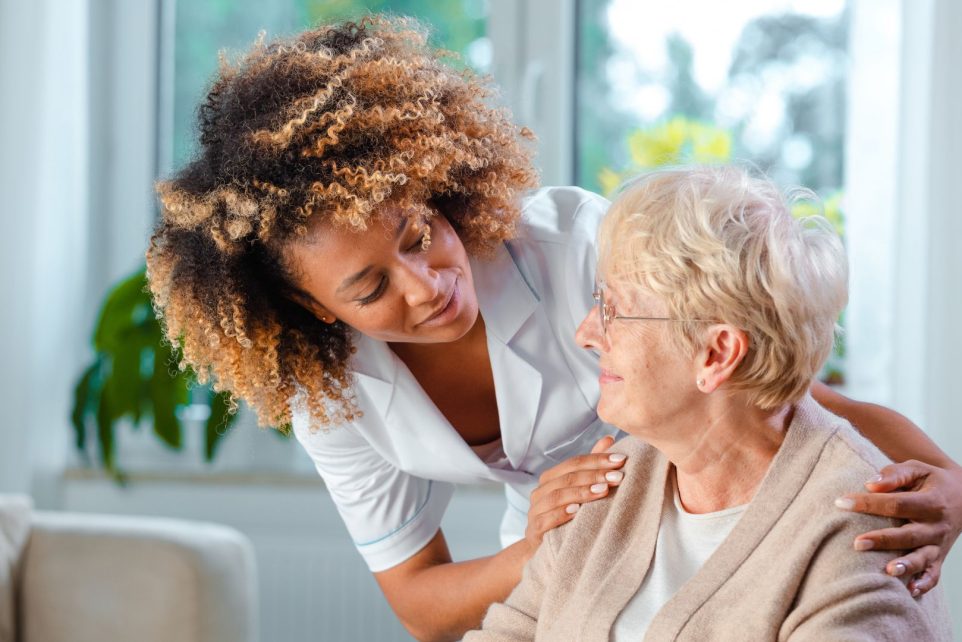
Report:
574,396,844,641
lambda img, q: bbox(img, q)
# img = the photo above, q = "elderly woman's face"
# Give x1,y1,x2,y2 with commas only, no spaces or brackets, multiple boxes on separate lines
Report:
286,207,480,345
576,279,700,437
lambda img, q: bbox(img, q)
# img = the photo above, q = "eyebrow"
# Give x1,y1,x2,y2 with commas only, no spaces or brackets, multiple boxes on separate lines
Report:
335,216,409,295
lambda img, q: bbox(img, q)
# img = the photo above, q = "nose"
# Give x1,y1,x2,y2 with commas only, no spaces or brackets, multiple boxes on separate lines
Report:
398,257,440,308
576,303,606,352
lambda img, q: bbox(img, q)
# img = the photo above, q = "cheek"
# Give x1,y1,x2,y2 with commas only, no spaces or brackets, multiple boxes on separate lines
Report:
599,335,665,417
339,300,409,335
433,225,466,262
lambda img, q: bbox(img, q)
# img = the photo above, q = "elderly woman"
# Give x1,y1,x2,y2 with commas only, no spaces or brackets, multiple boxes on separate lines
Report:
466,166,951,641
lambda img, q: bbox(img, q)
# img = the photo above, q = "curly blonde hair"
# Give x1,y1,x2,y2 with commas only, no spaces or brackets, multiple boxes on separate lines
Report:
600,166,847,409
146,16,538,429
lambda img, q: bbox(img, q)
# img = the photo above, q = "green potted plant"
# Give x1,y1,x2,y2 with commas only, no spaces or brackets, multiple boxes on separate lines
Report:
71,267,238,480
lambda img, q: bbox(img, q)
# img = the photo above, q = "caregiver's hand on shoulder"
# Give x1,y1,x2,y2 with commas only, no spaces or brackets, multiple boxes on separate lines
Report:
836,460,962,596
525,435,626,548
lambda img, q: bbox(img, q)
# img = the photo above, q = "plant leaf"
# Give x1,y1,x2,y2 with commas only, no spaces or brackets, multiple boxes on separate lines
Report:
70,360,102,454
204,390,236,461
150,361,186,450
104,342,142,423
93,269,151,354
96,378,117,472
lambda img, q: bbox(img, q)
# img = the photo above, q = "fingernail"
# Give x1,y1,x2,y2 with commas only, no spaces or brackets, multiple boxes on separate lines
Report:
867,474,883,485
890,562,906,577
608,453,627,463
912,587,921,598
605,471,624,482
854,539,874,551
834,497,855,510
565,503,580,514
590,483,607,494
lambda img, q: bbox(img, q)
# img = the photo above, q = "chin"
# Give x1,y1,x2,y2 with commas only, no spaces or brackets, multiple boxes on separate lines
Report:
449,302,480,340
419,302,479,344
596,399,621,428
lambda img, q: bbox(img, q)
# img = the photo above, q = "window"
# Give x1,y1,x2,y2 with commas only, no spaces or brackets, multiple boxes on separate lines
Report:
575,0,848,195
574,0,849,381
170,0,490,170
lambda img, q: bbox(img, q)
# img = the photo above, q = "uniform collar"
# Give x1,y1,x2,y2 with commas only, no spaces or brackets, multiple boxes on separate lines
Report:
469,240,540,344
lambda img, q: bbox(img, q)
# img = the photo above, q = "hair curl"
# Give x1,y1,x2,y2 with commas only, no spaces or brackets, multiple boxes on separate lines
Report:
599,165,847,410
146,15,538,429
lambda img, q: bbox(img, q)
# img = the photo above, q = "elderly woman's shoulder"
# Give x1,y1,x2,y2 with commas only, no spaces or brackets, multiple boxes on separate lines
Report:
790,399,902,536
606,436,665,482
607,434,657,459
803,400,893,496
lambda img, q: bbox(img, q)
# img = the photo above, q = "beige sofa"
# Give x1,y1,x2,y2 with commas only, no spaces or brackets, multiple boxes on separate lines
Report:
0,494,257,642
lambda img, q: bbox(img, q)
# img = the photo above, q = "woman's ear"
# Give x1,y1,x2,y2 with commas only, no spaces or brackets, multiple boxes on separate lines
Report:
288,290,337,325
695,325,749,393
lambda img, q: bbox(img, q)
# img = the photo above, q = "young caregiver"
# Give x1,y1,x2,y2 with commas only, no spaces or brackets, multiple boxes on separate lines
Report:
146,16,962,642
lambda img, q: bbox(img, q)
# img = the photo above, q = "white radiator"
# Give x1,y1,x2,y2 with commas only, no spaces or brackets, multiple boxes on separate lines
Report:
62,471,506,642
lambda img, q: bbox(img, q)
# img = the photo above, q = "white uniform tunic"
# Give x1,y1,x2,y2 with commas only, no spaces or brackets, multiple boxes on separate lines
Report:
292,186,619,572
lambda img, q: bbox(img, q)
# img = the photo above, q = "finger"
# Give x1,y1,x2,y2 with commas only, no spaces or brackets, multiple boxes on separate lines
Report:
532,472,619,507
590,435,616,454
531,470,625,508
538,451,627,485
863,460,931,493
529,488,614,540
835,491,939,521
908,561,942,597
853,523,944,552
527,505,578,542
885,545,940,581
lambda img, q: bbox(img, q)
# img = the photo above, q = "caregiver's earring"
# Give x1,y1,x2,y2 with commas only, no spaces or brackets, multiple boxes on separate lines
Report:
321,315,335,324
696,378,706,390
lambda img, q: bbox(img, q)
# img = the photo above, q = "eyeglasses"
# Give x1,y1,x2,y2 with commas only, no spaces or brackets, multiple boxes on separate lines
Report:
592,282,711,335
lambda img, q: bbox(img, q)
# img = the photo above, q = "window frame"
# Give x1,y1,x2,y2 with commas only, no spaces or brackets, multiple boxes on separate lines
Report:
145,0,955,452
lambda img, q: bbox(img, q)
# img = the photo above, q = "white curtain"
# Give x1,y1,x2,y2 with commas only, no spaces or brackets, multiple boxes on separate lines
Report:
0,0,90,498
847,0,962,625
0,0,158,501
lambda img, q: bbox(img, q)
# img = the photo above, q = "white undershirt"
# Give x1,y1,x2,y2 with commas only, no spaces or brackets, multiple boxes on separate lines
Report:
611,470,748,641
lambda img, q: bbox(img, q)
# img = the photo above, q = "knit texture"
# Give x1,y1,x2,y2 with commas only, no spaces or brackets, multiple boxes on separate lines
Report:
466,396,952,641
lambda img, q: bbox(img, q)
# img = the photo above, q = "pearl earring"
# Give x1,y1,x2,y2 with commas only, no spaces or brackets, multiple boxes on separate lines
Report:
696,378,706,389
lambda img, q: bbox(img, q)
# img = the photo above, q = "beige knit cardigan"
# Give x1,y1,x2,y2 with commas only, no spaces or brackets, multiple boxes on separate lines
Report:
466,396,952,641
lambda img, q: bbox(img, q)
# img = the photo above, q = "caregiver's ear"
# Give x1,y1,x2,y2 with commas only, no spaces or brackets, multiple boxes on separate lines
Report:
287,289,337,325
694,325,750,393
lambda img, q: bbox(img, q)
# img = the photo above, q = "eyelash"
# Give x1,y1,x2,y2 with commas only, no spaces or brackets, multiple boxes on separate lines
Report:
357,277,388,306
355,229,428,306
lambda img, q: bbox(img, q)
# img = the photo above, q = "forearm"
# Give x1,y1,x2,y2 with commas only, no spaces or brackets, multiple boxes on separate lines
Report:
811,380,958,469
378,536,532,642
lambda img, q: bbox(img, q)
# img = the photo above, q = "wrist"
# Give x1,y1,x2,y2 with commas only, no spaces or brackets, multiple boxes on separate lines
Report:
500,538,537,574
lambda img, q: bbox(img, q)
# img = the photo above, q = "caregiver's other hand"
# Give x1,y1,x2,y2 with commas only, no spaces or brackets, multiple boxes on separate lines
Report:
836,460,962,596
525,435,626,548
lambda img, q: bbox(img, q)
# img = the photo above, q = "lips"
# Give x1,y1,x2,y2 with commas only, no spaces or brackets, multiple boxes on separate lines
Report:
418,279,460,327
599,367,623,384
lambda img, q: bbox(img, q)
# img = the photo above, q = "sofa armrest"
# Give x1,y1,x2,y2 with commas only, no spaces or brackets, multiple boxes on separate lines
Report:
19,511,257,642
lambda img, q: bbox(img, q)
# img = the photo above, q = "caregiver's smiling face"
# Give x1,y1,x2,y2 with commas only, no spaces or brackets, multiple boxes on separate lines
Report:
285,205,480,345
